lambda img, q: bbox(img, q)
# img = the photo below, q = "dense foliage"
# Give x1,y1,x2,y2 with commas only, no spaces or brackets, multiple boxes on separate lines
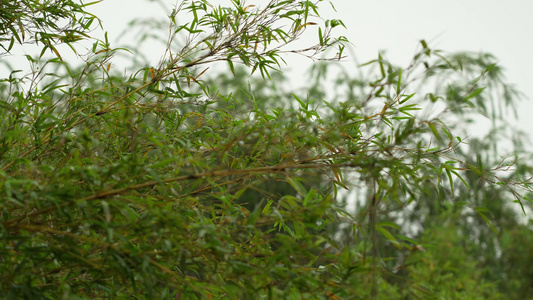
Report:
1,0,532,299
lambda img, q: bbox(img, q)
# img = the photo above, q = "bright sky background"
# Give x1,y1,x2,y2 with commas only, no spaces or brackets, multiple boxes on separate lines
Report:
88,0,533,144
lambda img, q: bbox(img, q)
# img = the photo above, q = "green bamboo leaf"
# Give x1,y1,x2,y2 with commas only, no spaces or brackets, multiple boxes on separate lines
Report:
376,225,401,248
445,168,454,196
450,169,470,190
376,221,401,230
396,68,402,93
475,207,498,234
303,188,317,207
227,59,236,75
293,94,305,109
399,92,415,104
428,122,443,142
464,87,485,101
285,177,307,197
262,200,274,215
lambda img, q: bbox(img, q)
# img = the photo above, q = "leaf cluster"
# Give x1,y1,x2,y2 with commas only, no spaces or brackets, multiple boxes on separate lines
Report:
0,0,100,58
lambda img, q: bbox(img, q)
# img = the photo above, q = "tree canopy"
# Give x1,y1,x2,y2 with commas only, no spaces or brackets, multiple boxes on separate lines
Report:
1,0,532,299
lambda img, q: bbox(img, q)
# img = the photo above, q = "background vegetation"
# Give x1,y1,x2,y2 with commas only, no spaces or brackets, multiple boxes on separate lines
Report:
1,0,532,299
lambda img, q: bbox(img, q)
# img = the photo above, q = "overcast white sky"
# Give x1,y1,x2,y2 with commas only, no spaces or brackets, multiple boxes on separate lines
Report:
336,0,533,140
87,0,533,142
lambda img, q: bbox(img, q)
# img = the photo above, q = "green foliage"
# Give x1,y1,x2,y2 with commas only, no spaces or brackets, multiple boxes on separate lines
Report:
0,0,99,58
499,220,533,298
401,207,503,299
0,0,531,299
